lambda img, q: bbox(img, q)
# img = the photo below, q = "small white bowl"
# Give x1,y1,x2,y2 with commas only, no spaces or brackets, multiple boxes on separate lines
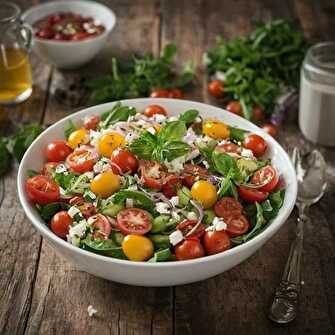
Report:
22,0,116,69
17,99,297,286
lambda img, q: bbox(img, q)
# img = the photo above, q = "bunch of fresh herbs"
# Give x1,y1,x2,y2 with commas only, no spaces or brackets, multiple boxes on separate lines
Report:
86,44,195,104
205,19,308,119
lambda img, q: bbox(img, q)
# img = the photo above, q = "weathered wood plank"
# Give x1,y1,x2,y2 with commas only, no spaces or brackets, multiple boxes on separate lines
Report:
0,0,52,333
25,2,173,334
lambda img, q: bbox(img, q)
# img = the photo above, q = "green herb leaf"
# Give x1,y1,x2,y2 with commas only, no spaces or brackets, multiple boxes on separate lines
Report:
228,126,248,142
128,131,157,160
158,120,187,144
157,140,190,162
148,248,174,262
100,102,136,129
212,151,242,181
81,237,127,259
39,202,70,221
179,109,199,124
112,190,155,212
64,120,76,139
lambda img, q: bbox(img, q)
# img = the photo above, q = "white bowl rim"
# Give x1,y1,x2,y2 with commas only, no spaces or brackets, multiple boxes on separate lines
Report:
21,0,116,45
17,98,297,268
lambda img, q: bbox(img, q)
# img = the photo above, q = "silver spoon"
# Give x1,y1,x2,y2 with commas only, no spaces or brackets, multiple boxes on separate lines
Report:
268,148,327,324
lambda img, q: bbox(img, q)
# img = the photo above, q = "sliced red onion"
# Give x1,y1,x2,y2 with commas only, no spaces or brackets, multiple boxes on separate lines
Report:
185,200,204,237
110,161,123,175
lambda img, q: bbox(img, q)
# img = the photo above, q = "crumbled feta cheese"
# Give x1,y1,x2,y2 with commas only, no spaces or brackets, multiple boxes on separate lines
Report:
126,198,134,208
67,221,87,246
170,196,179,207
165,156,185,173
203,160,210,169
84,190,96,200
218,139,228,146
67,206,81,218
55,164,66,173
155,202,171,214
89,130,102,147
206,217,228,232
187,212,198,220
93,159,111,173
87,305,97,317
125,132,138,143
240,148,254,159
169,230,184,246
151,113,167,123
171,211,180,221
183,127,198,145
195,117,202,123
136,119,147,126
127,184,138,191
146,126,156,135
84,172,94,179
87,216,97,225
186,148,200,161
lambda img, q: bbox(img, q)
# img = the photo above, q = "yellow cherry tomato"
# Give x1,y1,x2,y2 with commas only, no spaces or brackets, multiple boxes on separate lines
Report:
90,171,120,198
122,235,154,261
191,180,218,209
67,128,89,149
202,119,230,140
98,132,126,157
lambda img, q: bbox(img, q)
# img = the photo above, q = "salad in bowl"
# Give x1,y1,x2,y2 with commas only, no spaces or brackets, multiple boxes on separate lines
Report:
23,101,286,264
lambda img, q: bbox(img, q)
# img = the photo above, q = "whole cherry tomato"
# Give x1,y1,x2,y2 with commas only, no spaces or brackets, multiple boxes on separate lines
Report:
51,211,72,238
84,115,99,130
261,123,277,137
203,230,231,255
253,106,264,121
150,89,170,98
111,149,139,175
243,134,267,157
175,239,205,260
143,105,167,117
168,88,183,99
45,140,72,162
226,101,242,116
208,79,224,98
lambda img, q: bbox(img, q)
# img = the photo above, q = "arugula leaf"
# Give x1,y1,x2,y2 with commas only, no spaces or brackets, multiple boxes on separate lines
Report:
53,172,78,190
212,151,242,181
179,109,199,124
158,120,187,144
128,131,157,160
228,126,248,142
100,102,136,129
148,248,174,262
81,237,127,259
64,120,76,139
39,202,70,221
112,190,155,212
0,137,10,176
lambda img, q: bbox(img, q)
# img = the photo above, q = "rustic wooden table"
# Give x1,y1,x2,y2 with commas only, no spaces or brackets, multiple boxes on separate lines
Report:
1,1,335,334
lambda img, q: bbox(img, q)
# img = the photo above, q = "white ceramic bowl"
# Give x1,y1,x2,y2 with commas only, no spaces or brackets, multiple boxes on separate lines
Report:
17,99,297,286
22,0,116,69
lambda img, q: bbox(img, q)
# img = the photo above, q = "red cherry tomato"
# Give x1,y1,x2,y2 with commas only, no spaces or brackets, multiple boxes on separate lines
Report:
253,106,264,120
175,239,205,261
66,149,95,173
42,162,58,177
176,220,206,239
143,105,167,117
208,79,224,98
54,33,70,41
226,215,250,237
116,208,152,235
69,196,97,219
25,175,60,205
71,32,93,41
48,14,63,25
51,211,72,238
168,88,183,99
35,28,54,39
150,89,170,98
237,186,268,202
226,101,242,116
162,174,181,198
214,197,243,220
140,160,166,190
111,149,139,175
261,123,277,137
181,164,209,188
45,140,72,162
251,166,279,192
203,230,231,255
84,115,99,130
243,134,267,157
215,143,239,154
89,214,111,239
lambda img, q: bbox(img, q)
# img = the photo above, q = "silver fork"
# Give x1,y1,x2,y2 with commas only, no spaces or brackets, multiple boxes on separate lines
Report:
268,148,327,324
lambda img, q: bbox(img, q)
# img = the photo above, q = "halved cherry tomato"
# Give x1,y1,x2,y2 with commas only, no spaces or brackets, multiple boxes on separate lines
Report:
51,211,72,238
176,220,206,239
175,239,205,260
253,106,264,121
69,196,96,219
214,197,243,220
215,143,239,154
162,174,181,198
117,208,152,235
226,101,242,116
168,88,183,99
143,105,167,117
42,162,58,177
150,89,170,98
237,186,268,202
243,134,267,157
140,160,166,190
203,230,231,255
226,215,250,237
261,123,277,137
181,164,209,188
84,115,99,130
45,140,72,162
111,149,139,175
251,166,279,192
208,79,224,98
25,175,60,205
89,214,111,239
66,149,95,173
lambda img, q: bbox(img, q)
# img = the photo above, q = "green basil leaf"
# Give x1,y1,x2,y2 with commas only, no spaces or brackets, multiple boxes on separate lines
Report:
228,126,248,142
179,109,199,124
158,121,187,143
212,151,242,181
39,202,70,221
218,178,239,199
148,248,174,262
128,131,157,160
64,120,76,139
159,140,190,162
81,237,127,259
100,102,136,129
112,190,155,212
162,43,177,61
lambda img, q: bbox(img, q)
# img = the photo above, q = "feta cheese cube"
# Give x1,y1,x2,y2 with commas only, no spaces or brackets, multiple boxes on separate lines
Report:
240,148,254,159
155,202,171,214
169,230,184,246
170,196,179,207
67,206,81,218
126,198,134,208
146,127,156,135
187,212,198,220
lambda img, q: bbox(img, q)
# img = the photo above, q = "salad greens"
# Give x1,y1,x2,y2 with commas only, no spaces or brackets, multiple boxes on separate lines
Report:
86,44,195,104
205,19,307,119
